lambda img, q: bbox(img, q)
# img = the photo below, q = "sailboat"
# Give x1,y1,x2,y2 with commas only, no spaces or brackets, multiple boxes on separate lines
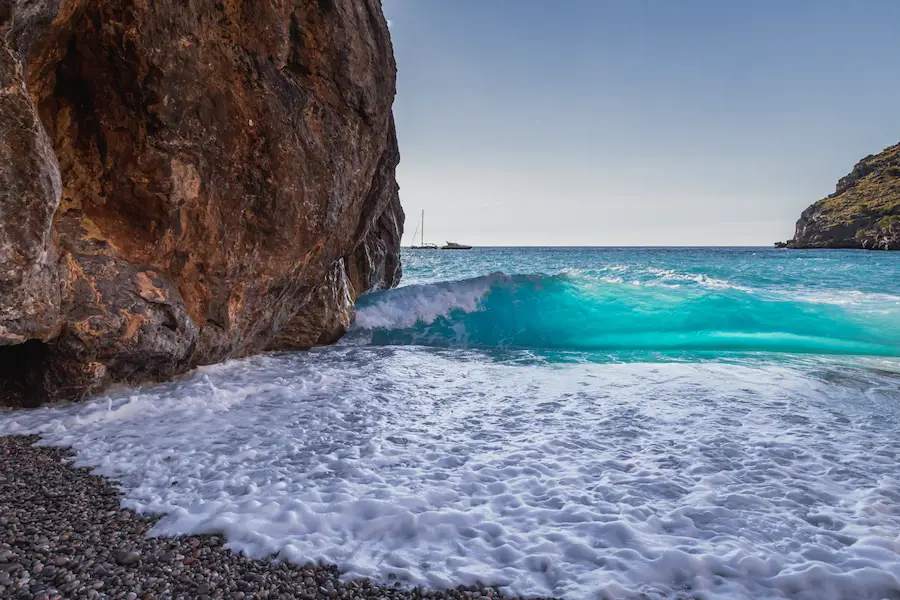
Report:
410,210,438,249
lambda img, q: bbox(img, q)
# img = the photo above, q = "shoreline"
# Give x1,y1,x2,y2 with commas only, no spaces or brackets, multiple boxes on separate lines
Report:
0,435,553,600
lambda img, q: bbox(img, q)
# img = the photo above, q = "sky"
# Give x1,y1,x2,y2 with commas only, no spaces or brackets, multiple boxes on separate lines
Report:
382,0,900,247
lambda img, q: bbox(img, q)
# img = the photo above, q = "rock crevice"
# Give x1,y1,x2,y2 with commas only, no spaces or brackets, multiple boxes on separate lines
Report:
0,0,403,406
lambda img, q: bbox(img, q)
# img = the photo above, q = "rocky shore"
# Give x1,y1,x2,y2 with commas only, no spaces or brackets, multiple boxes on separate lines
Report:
0,435,552,600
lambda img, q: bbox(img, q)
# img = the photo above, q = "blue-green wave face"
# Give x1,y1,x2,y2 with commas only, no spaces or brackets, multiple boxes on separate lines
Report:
352,272,900,356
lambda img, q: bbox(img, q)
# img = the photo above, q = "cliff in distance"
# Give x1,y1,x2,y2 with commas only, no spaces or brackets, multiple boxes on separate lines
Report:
0,0,403,406
781,143,900,250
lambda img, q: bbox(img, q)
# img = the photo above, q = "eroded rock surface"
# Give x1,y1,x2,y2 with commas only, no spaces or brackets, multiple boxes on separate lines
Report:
0,0,402,405
782,143,900,250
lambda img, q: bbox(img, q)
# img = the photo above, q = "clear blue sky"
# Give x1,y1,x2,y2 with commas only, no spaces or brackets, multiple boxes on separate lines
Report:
383,0,900,246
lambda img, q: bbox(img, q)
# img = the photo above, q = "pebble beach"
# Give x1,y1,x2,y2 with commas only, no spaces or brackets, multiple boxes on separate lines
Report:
0,435,549,600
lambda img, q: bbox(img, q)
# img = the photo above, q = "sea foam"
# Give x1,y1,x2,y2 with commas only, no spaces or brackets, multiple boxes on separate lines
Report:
2,348,900,600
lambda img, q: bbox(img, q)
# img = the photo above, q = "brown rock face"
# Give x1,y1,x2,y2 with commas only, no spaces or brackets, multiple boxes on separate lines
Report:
0,0,403,406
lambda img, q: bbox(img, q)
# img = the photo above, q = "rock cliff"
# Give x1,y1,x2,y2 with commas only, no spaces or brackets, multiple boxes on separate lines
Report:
782,143,900,250
0,0,402,406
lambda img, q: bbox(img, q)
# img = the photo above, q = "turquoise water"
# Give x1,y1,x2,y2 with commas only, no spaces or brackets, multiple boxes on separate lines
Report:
356,247,900,359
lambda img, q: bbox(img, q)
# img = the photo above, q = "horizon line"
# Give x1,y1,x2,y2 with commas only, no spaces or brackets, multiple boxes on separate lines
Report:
403,244,787,249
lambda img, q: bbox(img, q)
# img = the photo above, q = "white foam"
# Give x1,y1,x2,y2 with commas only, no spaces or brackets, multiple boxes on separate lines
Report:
787,290,900,310
561,266,755,291
2,349,900,600
642,267,753,291
354,275,502,329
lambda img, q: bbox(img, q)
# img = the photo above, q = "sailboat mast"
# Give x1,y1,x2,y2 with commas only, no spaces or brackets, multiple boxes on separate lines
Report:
421,209,425,247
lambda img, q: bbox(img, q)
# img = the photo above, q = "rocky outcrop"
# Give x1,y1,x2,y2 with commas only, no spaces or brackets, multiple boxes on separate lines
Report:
781,143,900,250
0,0,402,406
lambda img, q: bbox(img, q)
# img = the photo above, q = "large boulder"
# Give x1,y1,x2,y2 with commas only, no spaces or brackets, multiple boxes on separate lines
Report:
0,0,402,406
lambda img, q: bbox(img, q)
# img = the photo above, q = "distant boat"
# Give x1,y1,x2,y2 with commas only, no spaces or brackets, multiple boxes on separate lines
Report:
410,210,439,249
441,241,473,250
409,210,472,250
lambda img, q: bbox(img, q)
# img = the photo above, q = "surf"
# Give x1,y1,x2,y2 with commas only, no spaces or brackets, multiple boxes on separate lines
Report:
352,272,900,356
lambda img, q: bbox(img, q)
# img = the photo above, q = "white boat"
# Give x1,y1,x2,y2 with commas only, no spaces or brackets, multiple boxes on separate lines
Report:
410,210,439,249
441,241,473,250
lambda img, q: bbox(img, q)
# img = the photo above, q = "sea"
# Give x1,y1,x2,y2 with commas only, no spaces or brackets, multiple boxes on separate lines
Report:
2,247,900,600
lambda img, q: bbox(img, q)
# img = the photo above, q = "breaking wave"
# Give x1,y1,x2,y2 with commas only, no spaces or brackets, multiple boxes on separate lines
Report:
352,272,900,356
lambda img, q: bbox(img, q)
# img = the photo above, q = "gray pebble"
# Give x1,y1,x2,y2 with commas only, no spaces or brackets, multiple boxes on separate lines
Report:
113,550,141,566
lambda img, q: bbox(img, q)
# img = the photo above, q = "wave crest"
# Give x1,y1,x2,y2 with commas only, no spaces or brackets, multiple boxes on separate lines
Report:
354,272,507,329
351,272,900,356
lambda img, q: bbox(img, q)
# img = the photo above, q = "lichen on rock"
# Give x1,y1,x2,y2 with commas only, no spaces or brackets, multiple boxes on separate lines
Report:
0,0,403,405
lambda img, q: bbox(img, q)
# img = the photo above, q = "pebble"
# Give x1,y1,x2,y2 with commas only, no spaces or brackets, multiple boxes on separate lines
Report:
113,549,142,566
0,435,555,600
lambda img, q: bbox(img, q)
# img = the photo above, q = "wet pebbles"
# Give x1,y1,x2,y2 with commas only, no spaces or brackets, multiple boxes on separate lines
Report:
0,436,552,600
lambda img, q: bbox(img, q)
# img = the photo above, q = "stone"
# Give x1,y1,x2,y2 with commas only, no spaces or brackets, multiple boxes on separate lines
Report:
112,550,141,566
0,0,402,406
